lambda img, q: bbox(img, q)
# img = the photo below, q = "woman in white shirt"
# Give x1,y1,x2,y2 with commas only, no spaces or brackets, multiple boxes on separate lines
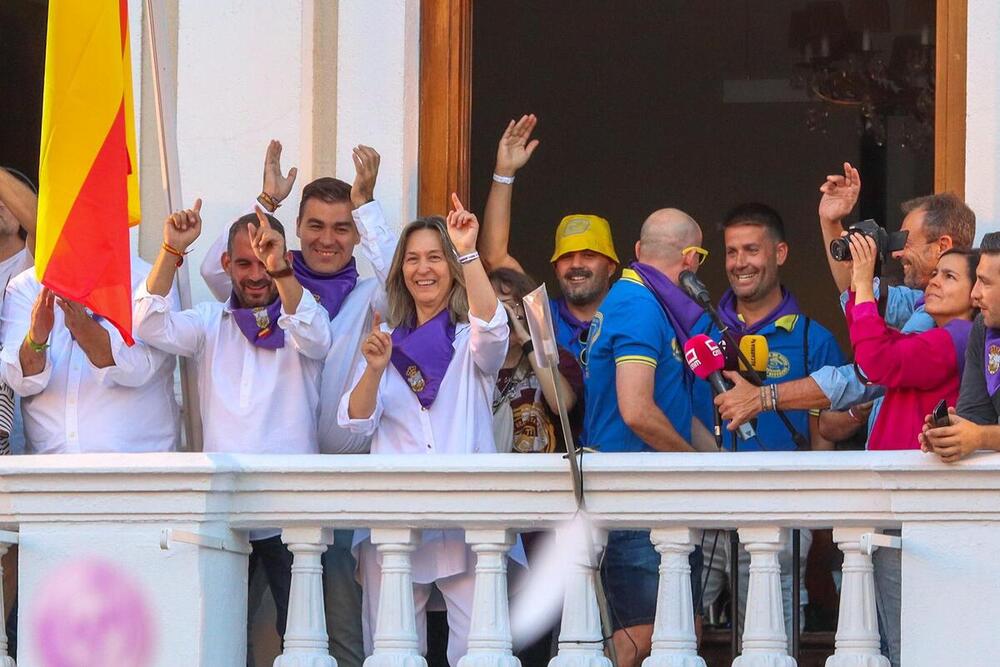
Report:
338,194,509,665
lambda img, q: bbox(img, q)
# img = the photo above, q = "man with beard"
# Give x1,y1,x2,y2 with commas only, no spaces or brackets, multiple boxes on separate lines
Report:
477,115,618,361
137,202,332,651
200,141,397,667
715,168,976,446
695,203,844,652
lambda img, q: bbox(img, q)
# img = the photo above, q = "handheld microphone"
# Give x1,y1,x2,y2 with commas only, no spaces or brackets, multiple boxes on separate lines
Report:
739,334,770,374
684,334,756,441
679,270,711,307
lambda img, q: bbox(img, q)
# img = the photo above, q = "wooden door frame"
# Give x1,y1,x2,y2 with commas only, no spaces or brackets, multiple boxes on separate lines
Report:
418,0,967,214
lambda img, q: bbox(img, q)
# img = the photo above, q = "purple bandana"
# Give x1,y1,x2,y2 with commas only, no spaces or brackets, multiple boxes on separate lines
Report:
984,326,1000,397
291,252,359,320
229,294,284,350
717,287,802,335
390,309,457,408
942,318,972,380
555,297,590,343
629,262,705,343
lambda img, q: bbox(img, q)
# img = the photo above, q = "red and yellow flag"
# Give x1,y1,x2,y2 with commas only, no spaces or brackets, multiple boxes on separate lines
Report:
37,0,140,344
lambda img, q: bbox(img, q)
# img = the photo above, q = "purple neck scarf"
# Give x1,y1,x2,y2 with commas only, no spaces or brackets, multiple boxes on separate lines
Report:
983,325,1000,397
629,262,705,343
555,297,590,343
291,252,359,320
229,294,284,350
717,287,802,335
390,309,457,408
942,318,972,380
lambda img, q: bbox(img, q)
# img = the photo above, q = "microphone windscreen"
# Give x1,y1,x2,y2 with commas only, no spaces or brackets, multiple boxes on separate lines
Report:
739,334,770,373
683,334,726,380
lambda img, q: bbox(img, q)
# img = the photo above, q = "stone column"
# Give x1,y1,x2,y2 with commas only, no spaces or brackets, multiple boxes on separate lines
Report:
549,527,612,667
0,541,14,667
274,527,336,667
733,527,795,667
458,529,519,667
825,528,889,667
643,528,706,667
363,529,428,667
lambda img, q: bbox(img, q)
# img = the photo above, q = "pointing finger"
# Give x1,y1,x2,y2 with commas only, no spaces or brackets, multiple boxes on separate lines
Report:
193,198,203,213
372,311,382,332
451,192,465,213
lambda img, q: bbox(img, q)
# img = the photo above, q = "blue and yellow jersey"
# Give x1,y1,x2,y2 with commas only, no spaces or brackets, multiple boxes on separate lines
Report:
692,311,846,451
550,297,589,363
582,269,692,452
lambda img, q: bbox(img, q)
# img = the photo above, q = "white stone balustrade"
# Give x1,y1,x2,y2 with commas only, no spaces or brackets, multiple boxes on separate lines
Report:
0,451,999,666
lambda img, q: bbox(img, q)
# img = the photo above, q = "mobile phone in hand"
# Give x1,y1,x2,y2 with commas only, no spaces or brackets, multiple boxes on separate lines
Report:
932,399,950,428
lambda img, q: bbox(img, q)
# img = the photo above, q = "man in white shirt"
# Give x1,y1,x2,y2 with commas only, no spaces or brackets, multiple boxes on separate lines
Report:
200,142,397,667
0,260,178,454
136,200,332,649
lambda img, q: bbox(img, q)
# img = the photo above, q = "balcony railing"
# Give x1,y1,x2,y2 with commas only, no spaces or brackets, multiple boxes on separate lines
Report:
0,450,998,666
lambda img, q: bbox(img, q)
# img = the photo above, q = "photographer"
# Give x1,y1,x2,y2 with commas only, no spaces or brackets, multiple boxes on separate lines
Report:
846,235,977,450
716,174,976,440
922,232,1000,462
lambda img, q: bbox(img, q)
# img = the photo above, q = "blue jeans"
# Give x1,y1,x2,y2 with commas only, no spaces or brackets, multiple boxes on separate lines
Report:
873,529,901,667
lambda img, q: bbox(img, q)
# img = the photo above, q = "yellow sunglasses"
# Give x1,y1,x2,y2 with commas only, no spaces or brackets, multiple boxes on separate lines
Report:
682,245,709,265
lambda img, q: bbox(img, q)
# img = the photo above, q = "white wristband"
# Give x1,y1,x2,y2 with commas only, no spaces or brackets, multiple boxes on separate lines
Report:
458,251,480,265
492,173,515,185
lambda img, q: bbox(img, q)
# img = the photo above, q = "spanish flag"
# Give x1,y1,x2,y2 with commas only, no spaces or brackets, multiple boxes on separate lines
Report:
37,0,140,345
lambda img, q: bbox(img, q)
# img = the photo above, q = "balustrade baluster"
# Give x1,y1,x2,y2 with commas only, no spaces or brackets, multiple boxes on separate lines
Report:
549,527,611,667
275,527,337,667
825,528,889,667
458,529,518,667
642,528,706,667
364,529,428,667
733,527,795,667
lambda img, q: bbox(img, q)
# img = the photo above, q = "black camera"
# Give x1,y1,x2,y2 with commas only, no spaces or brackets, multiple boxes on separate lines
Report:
829,219,908,263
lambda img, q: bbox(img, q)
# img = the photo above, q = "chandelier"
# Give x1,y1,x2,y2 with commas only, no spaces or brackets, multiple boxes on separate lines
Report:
789,0,935,151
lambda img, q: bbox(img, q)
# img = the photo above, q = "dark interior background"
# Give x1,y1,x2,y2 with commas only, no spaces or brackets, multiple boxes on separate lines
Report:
470,0,935,348
1,0,48,185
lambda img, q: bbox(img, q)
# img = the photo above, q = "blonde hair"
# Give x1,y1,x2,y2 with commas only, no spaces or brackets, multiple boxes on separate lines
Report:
386,216,470,327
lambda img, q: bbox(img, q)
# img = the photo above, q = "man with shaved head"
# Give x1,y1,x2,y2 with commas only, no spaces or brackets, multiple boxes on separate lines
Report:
582,207,707,667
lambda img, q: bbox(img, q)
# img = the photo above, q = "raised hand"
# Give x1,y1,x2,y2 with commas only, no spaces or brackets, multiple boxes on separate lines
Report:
351,145,381,208
57,298,98,339
502,300,531,345
361,311,392,372
495,114,539,177
262,140,298,205
163,198,203,252
847,232,879,290
248,206,290,273
29,287,55,345
818,162,861,223
446,192,479,255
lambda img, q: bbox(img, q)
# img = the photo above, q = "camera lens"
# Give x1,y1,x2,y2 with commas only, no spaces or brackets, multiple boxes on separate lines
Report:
829,237,852,262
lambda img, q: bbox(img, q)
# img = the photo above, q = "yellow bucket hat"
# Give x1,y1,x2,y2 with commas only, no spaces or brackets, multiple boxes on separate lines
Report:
550,214,619,264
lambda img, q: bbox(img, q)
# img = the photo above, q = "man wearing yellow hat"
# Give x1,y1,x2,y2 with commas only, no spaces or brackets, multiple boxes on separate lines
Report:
477,114,618,361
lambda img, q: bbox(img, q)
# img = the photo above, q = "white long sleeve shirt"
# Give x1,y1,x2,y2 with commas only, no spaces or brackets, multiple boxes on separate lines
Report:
0,261,179,454
338,302,511,582
200,200,397,453
134,284,332,455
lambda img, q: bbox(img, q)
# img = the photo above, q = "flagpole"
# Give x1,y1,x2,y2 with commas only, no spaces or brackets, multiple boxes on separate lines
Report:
143,0,203,452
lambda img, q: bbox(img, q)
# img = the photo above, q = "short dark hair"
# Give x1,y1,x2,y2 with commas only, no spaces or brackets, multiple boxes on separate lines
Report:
298,177,352,221
980,232,1000,256
722,202,786,242
227,212,285,255
900,193,976,249
940,248,982,281
489,268,539,302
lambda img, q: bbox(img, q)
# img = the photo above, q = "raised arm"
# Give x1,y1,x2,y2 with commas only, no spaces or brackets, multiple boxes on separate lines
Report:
818,162,861,294
448,193,498,323
478,115,538,273
258,139,298,212
347,312,391,421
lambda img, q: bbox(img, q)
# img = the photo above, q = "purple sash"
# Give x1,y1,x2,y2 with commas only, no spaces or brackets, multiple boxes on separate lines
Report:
555,297,590,342
291,252,359,320
984,326,1000,397
718,287,802,335
390,309,457,408
629,262,705,342
229,295,284,350
942,318,972,380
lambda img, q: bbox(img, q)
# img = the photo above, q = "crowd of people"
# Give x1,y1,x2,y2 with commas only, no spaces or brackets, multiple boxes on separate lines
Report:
0,113,997,667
